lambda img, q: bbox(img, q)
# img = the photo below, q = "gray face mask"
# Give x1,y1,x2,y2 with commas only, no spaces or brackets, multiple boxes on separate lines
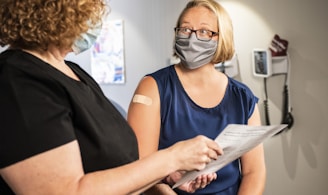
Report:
174,33,217,69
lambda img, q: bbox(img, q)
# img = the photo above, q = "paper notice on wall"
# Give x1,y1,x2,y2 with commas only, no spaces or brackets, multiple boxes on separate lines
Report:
172,124,287,189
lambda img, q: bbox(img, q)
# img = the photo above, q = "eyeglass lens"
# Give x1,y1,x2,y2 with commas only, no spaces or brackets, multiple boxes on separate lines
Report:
175,28,217,41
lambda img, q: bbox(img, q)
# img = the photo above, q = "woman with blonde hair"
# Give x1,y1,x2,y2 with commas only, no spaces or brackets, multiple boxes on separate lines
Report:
128,0,266,194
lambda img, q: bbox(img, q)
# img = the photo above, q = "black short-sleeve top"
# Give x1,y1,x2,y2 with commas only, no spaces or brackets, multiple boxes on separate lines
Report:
0,49,139,193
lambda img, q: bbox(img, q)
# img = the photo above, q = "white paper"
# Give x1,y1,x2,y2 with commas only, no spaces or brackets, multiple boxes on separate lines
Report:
172,124,287,189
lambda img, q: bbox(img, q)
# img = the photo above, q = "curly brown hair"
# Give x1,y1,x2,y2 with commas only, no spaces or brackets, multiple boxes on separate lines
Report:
0,0,107,52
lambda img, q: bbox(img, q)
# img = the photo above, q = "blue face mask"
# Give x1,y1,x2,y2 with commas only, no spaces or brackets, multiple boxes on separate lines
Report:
174,33,217,69
72,22,102,54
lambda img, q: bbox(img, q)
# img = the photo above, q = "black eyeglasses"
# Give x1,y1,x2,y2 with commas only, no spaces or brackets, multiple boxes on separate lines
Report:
174,27,219,42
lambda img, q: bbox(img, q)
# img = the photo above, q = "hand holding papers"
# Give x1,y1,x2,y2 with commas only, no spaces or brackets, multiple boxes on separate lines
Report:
172,124,287,189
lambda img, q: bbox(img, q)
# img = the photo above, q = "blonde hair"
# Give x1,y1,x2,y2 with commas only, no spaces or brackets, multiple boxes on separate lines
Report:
0,0,107,52
175,0,235,63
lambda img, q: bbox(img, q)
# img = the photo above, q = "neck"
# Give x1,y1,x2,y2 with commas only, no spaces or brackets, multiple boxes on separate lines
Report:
178,62,217,75
176,63,222,84
23,45,72,65
22,47,80,81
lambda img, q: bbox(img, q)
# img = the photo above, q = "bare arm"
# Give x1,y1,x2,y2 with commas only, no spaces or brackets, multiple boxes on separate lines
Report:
238,104,266,195
127,76,219,194
128,76,177,195
0,134,221,195
127,76,161,159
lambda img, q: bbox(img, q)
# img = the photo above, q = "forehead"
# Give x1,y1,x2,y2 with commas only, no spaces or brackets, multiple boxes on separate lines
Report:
180,6,217,28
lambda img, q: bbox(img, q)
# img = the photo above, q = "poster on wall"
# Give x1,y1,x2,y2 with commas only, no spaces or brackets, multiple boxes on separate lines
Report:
91,19,125,84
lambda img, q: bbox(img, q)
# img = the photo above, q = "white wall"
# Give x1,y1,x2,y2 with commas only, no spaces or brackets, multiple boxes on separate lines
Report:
2,0,327,194
222,1,328,194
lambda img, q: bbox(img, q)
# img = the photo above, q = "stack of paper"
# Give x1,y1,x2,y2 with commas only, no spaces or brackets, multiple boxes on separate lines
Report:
173,124,287,188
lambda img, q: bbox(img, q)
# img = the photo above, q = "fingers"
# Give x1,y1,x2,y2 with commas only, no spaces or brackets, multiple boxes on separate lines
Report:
191,136,223,170
192,173,217,190
207,148,219,161
202,136,223,156
200,175,209,188
206,156,211,164
170,135,223,172
196,135,223,160
195,136,224,171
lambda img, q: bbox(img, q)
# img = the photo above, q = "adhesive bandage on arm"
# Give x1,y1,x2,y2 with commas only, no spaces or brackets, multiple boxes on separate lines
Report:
132,94,153,106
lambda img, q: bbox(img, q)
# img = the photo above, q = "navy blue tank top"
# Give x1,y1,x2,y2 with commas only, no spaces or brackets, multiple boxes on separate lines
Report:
148,65,258,194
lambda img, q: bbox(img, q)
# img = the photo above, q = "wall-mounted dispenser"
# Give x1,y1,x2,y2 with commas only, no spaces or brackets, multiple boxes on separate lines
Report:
252,48,272,77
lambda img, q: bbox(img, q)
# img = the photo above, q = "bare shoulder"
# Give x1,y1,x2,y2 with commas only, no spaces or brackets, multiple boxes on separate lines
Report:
135,76,158,95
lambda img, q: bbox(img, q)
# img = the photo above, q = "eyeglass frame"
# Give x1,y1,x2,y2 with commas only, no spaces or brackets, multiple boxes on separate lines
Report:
174,27,219,42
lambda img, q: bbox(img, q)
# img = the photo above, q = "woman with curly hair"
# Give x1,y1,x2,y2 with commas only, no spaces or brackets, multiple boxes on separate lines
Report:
0,0,223,194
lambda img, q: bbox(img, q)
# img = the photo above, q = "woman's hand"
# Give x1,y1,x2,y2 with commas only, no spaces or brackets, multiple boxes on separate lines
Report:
181,173,217,193
165,171,217,193
167,135,223,172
